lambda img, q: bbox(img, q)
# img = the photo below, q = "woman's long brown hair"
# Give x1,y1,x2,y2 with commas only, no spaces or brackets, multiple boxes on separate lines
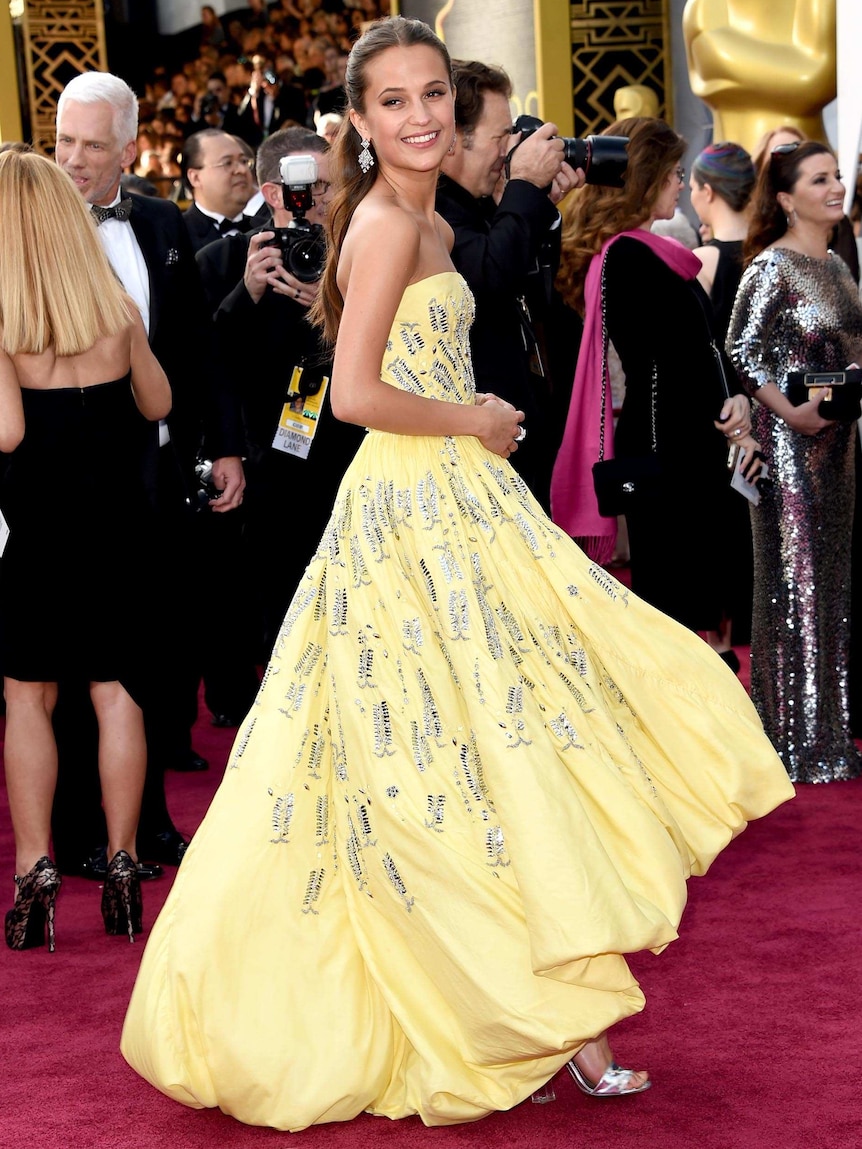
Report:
556,117,685,315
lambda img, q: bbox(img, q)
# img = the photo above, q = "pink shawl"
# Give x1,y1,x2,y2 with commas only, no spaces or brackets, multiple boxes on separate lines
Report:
550,229,702,562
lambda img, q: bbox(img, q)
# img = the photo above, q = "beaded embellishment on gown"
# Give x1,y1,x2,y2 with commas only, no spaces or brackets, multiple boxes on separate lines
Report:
122,272,793,1131
729,248,862,783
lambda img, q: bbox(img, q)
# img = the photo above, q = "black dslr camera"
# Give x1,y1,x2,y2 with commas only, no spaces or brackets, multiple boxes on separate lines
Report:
272,154,327,283
511,115,629,188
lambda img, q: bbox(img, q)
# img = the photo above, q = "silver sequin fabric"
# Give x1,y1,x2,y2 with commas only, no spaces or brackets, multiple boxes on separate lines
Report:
728,248,862,782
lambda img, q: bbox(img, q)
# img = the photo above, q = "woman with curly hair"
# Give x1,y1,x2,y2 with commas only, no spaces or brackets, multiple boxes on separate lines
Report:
553,118,760,653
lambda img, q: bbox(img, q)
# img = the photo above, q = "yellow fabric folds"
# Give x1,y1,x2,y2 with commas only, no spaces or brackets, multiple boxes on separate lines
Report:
121,274,793,1130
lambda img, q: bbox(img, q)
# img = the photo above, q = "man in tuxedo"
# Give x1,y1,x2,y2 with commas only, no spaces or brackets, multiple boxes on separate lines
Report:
182,128,262,724
52,70,246,874
436,60,580,511
182,129,257,252
234,55,308,148
196,126,365,658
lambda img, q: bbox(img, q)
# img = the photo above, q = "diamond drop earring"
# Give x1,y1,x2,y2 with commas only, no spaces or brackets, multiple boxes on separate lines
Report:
358,138,374,174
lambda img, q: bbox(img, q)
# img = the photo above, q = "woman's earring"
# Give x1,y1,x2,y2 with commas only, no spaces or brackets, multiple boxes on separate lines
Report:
785,208,797,228
358,138,374,174
447,132,457,155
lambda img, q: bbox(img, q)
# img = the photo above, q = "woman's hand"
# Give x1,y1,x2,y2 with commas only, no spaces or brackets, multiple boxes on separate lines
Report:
736,435,764,481
785,394,834,436
714,393,751,439
477,398,525,457
475,392,516,411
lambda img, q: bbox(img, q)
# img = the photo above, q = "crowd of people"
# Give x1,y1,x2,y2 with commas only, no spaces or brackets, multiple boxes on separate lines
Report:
0,2,858,1137
129,0,382,198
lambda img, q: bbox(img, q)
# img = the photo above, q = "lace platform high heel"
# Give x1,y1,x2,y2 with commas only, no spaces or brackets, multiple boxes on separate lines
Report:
101,850,143,943
5,856,62,953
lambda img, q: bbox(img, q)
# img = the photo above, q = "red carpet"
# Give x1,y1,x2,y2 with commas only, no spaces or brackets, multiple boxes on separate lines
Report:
1,687,860,1148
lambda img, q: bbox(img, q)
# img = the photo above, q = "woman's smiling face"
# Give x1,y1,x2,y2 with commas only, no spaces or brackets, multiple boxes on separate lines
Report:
350,43,454,176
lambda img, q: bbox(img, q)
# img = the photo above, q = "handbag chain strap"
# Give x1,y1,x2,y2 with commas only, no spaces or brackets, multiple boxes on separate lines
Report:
691,281,733,401
597,255,657,461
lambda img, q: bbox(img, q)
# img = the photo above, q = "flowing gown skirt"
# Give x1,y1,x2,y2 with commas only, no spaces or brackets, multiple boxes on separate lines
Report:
122,274,792,1129
122,431,792,1129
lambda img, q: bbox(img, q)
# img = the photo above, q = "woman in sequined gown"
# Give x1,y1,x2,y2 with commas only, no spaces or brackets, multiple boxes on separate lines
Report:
121,18,794,1131
728,140,862,783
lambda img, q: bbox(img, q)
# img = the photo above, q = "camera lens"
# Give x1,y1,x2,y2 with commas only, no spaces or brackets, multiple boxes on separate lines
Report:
285,234,327,282
580,135,629,188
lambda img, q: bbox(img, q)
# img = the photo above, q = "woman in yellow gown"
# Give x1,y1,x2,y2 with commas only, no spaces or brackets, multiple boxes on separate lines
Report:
121,16,794,1131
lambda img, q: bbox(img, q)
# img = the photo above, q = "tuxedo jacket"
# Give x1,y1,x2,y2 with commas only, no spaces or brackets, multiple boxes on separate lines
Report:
435,174,559,402
183,202,228,254
126,193,244,480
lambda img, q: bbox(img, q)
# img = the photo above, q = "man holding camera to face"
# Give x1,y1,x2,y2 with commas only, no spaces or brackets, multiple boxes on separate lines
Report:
437,60,583,511
196,126,365,659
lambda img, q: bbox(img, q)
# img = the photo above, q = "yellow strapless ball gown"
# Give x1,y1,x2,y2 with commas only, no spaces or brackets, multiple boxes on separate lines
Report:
121,272,793,1130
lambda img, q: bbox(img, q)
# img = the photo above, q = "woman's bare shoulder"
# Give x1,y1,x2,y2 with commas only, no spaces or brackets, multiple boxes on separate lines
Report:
339,197,422,292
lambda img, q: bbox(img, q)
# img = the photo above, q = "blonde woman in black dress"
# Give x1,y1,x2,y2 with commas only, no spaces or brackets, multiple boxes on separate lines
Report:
0,151,171,949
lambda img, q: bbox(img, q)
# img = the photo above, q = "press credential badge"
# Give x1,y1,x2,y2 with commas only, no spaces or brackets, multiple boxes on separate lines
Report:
272,364,329,461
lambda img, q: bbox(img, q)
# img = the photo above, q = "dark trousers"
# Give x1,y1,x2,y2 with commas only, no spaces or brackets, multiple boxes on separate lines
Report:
194,506,260,718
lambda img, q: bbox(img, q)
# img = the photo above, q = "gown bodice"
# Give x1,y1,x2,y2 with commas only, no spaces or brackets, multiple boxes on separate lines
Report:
380,272,476,404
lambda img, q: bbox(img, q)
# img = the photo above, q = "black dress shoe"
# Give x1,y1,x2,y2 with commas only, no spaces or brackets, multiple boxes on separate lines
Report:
79,846,164,882
137,829,188,867
169,750,210,772
211,713,242,728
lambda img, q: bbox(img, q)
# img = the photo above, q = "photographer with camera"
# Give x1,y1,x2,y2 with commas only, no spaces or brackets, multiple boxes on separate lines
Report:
234,55,308,148
190,72,242,138
196,126,365,659
436,60,584,511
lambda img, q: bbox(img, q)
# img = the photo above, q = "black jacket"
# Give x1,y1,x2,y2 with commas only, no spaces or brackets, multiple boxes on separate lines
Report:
126,193,244,481
435,173,561,507
196,230,364,475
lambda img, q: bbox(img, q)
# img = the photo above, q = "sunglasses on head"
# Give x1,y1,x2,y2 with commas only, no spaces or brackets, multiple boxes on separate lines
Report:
771,141,801,156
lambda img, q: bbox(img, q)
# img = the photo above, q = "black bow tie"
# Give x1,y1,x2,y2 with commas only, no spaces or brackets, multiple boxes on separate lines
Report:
216,216,252,235
91,197,133,225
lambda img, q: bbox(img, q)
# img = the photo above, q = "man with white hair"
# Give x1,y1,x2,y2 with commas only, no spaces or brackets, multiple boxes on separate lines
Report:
52,70,247,875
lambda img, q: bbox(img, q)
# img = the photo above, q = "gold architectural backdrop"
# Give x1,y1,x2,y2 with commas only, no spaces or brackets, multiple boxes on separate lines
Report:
19,0,106,154
569,0,671,135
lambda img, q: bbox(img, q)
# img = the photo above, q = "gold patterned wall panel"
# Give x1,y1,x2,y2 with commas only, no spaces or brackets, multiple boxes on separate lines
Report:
569,1,670,137
21,0,107,155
